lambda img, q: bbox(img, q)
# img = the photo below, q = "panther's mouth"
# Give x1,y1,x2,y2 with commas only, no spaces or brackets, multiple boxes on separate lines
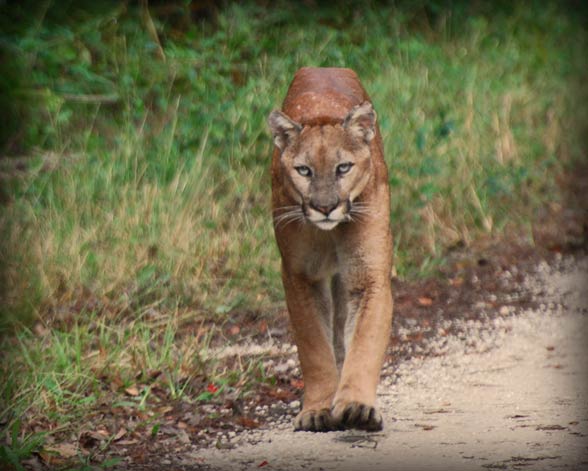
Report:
308,212,353,231
312,218,341,231
305,200,352,231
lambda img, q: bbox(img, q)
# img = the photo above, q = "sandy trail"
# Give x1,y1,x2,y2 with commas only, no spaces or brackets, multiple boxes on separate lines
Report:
199,256,588,470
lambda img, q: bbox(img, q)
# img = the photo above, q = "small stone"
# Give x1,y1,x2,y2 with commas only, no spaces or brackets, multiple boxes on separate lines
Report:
289,400,301,410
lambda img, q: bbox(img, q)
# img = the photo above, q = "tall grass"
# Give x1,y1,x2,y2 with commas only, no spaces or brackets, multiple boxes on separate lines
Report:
0,0,586,455
2,2,585,326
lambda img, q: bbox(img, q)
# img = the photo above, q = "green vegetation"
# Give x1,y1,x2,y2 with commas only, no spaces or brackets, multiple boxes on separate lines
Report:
0,1,586,466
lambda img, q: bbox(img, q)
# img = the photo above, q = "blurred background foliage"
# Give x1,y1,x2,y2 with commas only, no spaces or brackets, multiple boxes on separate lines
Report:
0,0,586,326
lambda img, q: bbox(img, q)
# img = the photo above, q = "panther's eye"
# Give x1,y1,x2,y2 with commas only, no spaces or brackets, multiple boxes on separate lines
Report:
295,165,312,177
336,162,354,176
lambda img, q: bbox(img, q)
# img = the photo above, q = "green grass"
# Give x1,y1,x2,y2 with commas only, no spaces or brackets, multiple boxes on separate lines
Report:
0,0,586,466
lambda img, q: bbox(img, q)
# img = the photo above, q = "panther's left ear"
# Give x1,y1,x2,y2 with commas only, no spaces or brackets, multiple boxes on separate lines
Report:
343,101,376,144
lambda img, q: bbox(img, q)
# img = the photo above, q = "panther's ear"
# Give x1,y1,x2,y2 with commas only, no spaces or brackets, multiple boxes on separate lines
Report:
268,110,302,151
343,101,376,144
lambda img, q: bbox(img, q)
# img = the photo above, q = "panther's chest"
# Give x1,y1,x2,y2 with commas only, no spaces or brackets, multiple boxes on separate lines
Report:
284,229,353,282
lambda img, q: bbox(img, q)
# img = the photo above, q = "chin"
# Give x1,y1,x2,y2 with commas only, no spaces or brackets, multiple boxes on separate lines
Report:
312,220,341,231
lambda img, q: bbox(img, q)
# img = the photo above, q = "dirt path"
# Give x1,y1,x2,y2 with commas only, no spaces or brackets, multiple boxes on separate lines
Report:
198,256,588,470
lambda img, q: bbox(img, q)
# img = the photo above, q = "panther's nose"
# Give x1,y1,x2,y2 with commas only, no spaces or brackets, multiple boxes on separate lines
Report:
309,200,339,216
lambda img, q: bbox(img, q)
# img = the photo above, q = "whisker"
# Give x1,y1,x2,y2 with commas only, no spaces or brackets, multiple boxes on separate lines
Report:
350,209,376,217
282,215,305,230
275,215,304,230
273,209,301,222
348,207,376,222
349,213,365,223
350,203,374,210
273,208,305,230
272,205,300,214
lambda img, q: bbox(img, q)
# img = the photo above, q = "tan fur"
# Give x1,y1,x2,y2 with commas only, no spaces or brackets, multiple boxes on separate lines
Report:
268,67,393,431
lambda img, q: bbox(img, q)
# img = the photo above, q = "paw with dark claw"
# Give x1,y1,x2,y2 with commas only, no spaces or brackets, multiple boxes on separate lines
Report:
293,408,340,432
331,401,383,431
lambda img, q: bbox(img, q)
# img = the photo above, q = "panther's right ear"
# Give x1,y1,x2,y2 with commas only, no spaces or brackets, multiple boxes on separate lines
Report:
268,110,302,151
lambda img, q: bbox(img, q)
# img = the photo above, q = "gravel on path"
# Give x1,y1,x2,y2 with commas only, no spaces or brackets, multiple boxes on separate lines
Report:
199,256,588,471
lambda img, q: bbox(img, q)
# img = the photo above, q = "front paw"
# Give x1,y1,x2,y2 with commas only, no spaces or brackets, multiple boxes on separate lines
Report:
294,408,340,432
331,401,383,431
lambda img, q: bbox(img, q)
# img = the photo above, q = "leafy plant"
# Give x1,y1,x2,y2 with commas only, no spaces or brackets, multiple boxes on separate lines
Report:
0,420,46,471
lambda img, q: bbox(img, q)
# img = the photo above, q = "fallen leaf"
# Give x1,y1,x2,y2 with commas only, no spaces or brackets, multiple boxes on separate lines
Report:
423,409,451,415
290,378,304,389
408,332,424,342
258,460,269,467
265,387,296,402
158,405,173,414
125,385,140,396
33,322,49,336
177,429,191,444
53,443,78,457
148,369,162,380
110,373,124,391
116,439,139,446
39,452,64,467
415,423,436,431
113,428,127,441
417,297,433,306
41,443,78,465
449,277,464,287
237,416,260,428
536,424,566,431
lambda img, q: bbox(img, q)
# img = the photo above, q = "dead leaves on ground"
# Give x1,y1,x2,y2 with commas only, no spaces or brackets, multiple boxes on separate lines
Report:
38,443,78,466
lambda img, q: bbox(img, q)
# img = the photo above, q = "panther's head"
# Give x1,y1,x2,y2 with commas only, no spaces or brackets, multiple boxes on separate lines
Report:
269,102,376,231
